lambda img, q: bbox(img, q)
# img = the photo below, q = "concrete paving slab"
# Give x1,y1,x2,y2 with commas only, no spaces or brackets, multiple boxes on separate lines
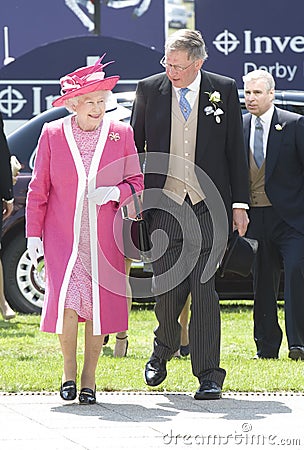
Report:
0,392,303,449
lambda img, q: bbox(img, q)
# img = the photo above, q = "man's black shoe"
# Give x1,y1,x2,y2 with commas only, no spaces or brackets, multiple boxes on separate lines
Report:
194,380,222,400
253,353,278,360
288,346,304,361
180,344,190,357
144,355,167,387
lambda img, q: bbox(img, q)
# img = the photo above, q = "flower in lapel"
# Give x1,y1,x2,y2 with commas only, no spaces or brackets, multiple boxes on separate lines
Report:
204,90,224,123
208,91,221,105
108,131,120,141
275,122,286,131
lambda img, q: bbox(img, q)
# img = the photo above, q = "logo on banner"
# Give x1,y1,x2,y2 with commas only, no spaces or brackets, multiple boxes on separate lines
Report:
0,82,59,124
213,29,304,56
212,29,303,82
0,86,27,117
213,30,240,55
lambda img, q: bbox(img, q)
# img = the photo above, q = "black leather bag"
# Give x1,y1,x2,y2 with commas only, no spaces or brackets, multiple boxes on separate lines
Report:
122,183,151,260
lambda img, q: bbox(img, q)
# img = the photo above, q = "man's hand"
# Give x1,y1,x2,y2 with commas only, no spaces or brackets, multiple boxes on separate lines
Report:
2,200,14,220
233,208,249,236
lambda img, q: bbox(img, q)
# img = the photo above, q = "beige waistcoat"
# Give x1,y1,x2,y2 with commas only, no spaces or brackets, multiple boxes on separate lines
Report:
163,93,205,205
249,151,271,207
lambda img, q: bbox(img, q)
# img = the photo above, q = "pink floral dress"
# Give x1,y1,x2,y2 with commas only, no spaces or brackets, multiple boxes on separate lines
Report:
65,116,102,320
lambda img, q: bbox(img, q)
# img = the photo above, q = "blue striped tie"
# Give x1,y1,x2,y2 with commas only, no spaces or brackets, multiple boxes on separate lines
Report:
179,88,191,120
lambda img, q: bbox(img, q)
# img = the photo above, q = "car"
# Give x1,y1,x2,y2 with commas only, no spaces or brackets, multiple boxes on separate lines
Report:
2,89,304,313
167,6,189,29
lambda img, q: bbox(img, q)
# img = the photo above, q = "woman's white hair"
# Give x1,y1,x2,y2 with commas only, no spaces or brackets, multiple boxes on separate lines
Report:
64,90,111,113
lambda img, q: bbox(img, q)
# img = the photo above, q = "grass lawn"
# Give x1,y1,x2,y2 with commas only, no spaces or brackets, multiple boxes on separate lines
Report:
0,301,303,393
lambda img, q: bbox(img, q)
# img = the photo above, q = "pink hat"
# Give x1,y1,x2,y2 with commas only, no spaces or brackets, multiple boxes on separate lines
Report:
52,53,120,107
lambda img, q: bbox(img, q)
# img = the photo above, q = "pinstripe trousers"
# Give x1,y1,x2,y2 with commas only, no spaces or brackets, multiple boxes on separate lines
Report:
149,194,226,386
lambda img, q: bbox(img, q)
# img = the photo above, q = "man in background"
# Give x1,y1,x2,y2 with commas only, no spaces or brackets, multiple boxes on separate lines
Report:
243,69,304,360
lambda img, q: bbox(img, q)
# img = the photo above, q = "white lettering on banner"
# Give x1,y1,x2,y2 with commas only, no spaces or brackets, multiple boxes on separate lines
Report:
0,85,63,118
32,87,42,116
0,79,133,120
244,62,298,82
244,30,304,54
214,30,304,56
0,85,53,118
45,95,57,110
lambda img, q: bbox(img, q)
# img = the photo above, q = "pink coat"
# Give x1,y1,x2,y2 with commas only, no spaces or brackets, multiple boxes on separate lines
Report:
26,115,144,335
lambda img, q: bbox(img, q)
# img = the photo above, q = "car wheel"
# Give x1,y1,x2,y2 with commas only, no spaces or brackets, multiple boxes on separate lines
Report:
2,234,44,314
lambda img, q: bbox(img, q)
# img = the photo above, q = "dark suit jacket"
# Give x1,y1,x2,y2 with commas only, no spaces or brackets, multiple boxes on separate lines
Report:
131,70,249,226
243,107,304,235
0,112,13,238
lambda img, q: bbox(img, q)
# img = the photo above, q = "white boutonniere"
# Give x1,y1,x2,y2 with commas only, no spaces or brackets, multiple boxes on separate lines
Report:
109,132,120,141
204,91,224,123
208,90,221,105
275,122,286,131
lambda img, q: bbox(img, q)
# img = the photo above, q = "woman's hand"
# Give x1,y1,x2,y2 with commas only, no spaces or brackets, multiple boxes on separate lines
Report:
27,237,44,269
87,186,120,205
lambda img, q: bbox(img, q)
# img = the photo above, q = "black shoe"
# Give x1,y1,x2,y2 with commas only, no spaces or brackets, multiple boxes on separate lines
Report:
253,353,278,360
180,345,190,357
194,380,222,400
103,334,109,345
144,355,167,387
60,380,77,401
288,346,304,361
79,387,96,405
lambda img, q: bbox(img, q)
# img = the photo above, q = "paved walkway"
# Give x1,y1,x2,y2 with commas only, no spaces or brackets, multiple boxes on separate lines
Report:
0,391,303,449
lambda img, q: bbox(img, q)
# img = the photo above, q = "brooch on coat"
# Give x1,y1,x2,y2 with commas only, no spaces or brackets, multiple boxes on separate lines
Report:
204,91,224,123
109,132,120,141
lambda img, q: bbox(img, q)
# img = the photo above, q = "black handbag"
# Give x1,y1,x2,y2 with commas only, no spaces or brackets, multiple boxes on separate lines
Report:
122,183,151,260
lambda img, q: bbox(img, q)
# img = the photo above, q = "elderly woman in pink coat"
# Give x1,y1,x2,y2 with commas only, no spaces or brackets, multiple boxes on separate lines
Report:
25,55,144,405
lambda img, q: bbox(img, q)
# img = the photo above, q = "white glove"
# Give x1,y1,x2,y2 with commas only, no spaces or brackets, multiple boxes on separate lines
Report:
27,237,44,269
87,186,120,205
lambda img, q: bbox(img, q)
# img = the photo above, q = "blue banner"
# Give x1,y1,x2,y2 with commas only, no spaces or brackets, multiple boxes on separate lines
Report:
195,0,304,89
0,35,162,130
0,0,164,65
0,1,164,131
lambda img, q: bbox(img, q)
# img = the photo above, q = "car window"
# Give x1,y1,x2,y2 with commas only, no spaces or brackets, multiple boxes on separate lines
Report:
285,105,304,115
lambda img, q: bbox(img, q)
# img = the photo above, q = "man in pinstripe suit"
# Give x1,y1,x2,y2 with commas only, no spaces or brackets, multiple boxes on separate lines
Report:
131,29,249,399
